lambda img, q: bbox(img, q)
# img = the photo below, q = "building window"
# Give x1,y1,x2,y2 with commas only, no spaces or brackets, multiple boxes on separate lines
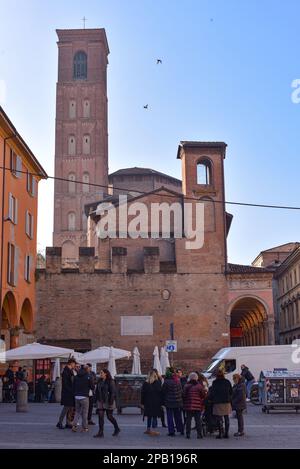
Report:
26,170,36,196
8,193,18,224
197,159,212,185
25,211,34,239
82,172,90,192
83,135,90,155
7,243,18,286
68,212,76,231
24,254,32,283
10,149,22,178
68,173,76,193
68,136,76,156
83,99,90,118
69,100,76,119
73,51,87,80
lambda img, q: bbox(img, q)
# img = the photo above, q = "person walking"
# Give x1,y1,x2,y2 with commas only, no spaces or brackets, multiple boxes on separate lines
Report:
241,365,255,401
153,368,167,428
211,369,233,439
56,358,76,429
94,369,120,438
141,370,163,436
71,365,94,432
162,367,184,437
183,372,207,439
86,363,96,425
232,373,246,437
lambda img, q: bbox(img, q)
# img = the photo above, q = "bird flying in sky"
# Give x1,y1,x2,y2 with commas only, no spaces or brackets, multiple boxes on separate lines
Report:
156,59,162,64
143,104,149,109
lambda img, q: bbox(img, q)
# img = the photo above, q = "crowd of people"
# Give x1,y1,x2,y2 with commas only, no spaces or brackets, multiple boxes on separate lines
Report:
55,358,251,440
1,365,56,403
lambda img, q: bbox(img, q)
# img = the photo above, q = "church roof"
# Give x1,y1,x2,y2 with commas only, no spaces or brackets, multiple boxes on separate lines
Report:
109,167,181,184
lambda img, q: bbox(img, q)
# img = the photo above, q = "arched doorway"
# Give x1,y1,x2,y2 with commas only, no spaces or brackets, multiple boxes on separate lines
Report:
20,298,33,332
1,291,17,349
228,296,270,347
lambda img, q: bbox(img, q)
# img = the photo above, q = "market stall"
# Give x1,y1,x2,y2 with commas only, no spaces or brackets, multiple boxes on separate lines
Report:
260,369,300,413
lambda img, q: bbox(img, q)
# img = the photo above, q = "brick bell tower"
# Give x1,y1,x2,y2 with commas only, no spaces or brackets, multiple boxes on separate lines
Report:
53,28,109,261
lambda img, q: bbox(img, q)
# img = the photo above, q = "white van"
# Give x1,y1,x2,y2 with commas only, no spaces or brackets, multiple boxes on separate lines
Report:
203,345,300,385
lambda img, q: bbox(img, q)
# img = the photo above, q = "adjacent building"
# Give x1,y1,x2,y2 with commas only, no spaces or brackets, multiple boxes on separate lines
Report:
0,106,47,352
273,245,300,344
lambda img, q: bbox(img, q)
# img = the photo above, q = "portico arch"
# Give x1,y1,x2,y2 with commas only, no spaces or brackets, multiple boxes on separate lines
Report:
227,295,271,347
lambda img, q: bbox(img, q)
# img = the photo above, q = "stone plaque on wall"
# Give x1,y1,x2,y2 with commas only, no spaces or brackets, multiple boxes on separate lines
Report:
121,316,153,336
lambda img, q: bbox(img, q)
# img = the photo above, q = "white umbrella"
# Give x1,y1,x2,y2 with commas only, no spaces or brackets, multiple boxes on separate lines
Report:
153,346,162,376
52,358,61,381
0,342,75,362
160,346,170,375
131,346,141,374
80,346,131,364
108,347,117,378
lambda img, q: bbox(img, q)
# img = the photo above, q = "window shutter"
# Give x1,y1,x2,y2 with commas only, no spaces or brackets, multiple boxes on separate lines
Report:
14,246,19,286
16,156,22,178
7,243,11,284
24,255,28,281
14,198,18,224
27,170,30,192
29,255,32,282
32,177,36,197
10,149,13,170
25,211,29,236
30,214,34,239
8,193,13,220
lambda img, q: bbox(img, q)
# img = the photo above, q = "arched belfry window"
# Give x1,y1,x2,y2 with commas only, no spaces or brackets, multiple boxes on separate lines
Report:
73,51,87,80
197,159,212,185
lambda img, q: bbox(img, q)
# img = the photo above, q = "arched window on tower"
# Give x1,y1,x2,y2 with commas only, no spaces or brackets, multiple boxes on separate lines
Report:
83,99,90,118
82,172,90,193
83,134,90,155
68,173,76,193
73,51,87,80
69,100,76,119
68,136,76,156
68,212,76,231
197,159,212,185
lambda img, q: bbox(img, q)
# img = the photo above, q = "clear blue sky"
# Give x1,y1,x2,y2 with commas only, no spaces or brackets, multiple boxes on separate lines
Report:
1,0,300,264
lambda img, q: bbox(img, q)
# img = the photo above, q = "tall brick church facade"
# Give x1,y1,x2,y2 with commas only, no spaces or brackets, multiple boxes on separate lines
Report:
35,28,277,370
53,29,109,260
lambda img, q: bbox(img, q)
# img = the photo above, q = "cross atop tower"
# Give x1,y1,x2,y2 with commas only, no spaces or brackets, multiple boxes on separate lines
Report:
82,16,87,29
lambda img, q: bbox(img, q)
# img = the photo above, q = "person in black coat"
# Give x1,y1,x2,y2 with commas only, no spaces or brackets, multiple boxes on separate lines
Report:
94,369,120,438
241,364,255,401
86,363,96,425
211,369,233,439
162,367,184,436
56,358,76,429
232,374,246,436
141,370,163,436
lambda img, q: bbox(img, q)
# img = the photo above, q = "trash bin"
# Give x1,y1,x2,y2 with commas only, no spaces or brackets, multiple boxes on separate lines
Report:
260,369,300,414
115,374,147,414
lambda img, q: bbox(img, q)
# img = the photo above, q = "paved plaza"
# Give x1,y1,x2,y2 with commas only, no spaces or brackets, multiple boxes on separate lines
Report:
0,403,300,449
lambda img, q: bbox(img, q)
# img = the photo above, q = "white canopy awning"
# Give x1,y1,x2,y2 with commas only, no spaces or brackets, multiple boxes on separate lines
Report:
0,342,75,362
79,346,131,364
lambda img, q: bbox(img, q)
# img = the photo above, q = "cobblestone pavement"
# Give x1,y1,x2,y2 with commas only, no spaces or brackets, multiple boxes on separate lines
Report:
0,403,300,449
